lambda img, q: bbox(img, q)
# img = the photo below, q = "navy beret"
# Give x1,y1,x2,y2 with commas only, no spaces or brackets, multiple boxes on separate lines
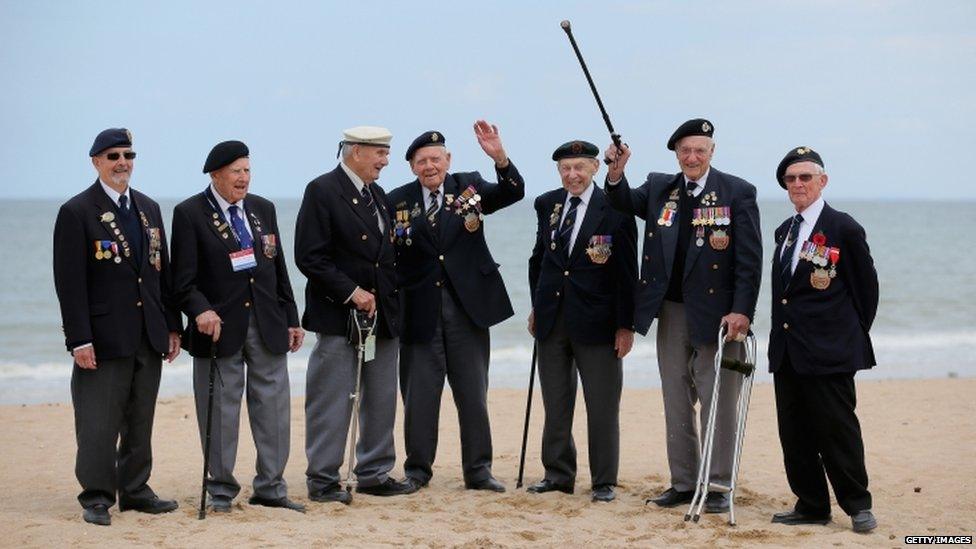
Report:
776,146,824,189
666,118,714,151
552,140,599,161
405,131,446,161
89,128,132,157
203,140,249,174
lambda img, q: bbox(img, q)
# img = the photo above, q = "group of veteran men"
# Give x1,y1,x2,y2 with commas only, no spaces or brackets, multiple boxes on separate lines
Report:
53,118,878,534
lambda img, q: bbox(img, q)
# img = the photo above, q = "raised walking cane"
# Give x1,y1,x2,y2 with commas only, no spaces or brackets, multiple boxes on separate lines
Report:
685,326,758,526
516,341,538,489
198,341,219,520
342,309,377,504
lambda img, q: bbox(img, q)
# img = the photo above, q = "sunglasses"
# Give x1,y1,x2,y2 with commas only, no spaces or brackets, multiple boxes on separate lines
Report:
783,173,819,184
104,151,137,161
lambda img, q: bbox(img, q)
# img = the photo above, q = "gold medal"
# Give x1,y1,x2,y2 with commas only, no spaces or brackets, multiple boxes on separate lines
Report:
95,250,104,260
464,212,480,232
810,268,831,290
103,250,112,259
709,229,730,250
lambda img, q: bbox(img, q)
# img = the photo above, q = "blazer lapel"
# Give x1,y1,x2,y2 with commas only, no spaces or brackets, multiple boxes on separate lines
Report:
683,172,717,280
660,176,683,277
569,185,607,265
245,201,265,261
91,182,141,272
203,188,240,253
438,175,464,250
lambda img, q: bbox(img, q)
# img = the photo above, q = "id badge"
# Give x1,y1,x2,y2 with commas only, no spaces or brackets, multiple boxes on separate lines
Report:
229,248,257,272
364,334,377,362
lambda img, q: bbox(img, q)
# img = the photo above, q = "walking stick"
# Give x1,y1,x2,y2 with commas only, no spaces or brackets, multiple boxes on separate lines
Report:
560,20,624,164
342,310,376,504
198,341,218,520
516,341,538,488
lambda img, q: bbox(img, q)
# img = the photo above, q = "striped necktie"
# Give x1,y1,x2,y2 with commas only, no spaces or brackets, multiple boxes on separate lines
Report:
559,196,582,256
780,213,803,288
426,189,440,227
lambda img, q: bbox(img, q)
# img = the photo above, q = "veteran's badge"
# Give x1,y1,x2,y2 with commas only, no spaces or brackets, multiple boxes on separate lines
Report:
810,268,831,290
585,235,613,264
261,234,278,258
709,229,730,250
464,212,481,233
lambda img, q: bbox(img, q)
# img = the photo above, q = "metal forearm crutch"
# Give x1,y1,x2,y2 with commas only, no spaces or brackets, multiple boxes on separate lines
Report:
685,326,757,525
342,310,377,503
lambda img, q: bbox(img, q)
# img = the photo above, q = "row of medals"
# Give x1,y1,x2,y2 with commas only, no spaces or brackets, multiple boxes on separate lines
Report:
800,240,839,290
394,188,484,245
97,211,131,264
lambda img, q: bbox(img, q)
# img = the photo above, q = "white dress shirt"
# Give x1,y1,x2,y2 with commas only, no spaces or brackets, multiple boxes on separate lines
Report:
99,179,131,209
210,184,253,243
341,161,386,234
684,168,709,198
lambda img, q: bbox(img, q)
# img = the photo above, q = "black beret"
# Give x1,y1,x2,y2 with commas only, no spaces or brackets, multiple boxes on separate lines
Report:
776,146,824,189
89,127,132,157
552,140,599,161
203,140,249,174
666,118,714,151
405,131,446,161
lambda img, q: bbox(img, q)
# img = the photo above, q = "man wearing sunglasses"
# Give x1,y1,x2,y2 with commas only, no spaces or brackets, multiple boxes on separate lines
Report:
603,119,762,513
53,128,182,526
170,140,305,514
768,146,879,533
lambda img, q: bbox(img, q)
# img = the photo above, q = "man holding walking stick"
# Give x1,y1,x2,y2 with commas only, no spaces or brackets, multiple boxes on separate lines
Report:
171,140,305,514
526,140,637,503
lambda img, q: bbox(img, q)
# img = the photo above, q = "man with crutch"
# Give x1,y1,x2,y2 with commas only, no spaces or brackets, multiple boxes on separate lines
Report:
171,140,305,514
768,146,878,533
603,119,762,513
296,127,413,504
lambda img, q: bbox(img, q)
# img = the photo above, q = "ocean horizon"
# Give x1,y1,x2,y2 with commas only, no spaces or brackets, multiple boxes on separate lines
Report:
3,197,973,404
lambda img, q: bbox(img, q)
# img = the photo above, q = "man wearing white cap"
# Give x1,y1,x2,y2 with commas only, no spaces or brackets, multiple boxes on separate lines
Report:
295,126,412,502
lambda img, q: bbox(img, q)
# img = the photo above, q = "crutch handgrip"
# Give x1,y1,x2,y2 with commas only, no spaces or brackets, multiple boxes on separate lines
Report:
720,356,755,376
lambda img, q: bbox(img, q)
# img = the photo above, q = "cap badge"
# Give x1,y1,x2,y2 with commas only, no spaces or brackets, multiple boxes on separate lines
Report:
125,129,133,142
702,121,711,132
571,141,583,154
796,147,808,155
431,132,439,142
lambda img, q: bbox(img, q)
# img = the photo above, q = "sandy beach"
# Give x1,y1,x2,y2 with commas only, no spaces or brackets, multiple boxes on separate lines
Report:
1,378,973,547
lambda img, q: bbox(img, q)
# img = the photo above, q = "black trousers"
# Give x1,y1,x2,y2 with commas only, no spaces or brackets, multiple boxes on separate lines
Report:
536,309,622,488
71,331,162,509
773,360,871,516
399,287,493,484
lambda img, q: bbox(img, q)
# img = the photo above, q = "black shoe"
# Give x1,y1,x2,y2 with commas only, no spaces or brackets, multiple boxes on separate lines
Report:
704,492,730,513
465,477,506,493
309,485,352,505
118,496,178,514
248,495,306,513
356,477,413,496
771,510,832,525
209,496,232,513
851,510,877,533
592,485,616,502
526,479,574,495
82,504,111,526
403,477,427,493
647,487,693,508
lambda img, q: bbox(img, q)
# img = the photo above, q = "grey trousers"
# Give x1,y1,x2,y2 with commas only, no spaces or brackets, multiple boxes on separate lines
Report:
72,331,161,509
400,287,493,484
536,310,622,488
193,314,291,500
656,300,743,491
305,332,398,493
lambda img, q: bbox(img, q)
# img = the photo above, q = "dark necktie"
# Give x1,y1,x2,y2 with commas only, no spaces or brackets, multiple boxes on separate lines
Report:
559,196,582,257
686,180,698,197
117,194,142,259
426,189,440,227
780,213,804,288
361,185,377,218
228,205,253,249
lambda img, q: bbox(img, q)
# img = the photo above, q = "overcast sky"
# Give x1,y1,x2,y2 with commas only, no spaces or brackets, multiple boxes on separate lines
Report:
1,0,973,200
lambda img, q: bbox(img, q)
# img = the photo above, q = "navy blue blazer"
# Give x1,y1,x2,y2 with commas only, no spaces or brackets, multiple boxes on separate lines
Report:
171,190,300,358
295,165,399,339
388,165,524,344
528,185,638,345
605,168,762,344
53,181,181,358
768,203,878,375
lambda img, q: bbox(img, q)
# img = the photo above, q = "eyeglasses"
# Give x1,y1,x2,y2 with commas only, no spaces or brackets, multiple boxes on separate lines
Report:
677,147,710,157
783,173,819,184
104,151,137,161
